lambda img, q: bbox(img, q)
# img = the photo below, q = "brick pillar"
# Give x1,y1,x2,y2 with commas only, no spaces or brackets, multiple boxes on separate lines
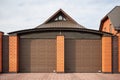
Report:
102,36,112,72
56,36,64,72
9,36,19,72
0,32,3,72
118,34,120,72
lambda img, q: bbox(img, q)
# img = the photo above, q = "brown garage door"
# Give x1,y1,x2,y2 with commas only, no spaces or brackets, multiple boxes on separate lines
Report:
19,39,56,72
65,39,102,73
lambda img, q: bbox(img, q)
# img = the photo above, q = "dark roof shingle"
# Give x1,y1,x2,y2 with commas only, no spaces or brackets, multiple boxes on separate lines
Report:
108,6,120,30
36,21,84,28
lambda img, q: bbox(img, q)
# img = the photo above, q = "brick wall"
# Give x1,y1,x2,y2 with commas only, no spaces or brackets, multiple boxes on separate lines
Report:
0,32,3,72
102,36,112,72
118,34,120,72
56,36,64,72
9,36,19,72
101,18,117,35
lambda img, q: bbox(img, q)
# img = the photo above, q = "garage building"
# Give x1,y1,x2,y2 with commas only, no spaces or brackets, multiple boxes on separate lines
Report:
0,9,115,73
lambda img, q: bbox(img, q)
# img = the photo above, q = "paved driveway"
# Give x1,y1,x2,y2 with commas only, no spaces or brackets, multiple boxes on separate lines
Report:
0,73,120,80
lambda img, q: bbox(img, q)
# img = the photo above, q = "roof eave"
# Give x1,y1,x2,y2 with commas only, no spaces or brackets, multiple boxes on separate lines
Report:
8,28,112,37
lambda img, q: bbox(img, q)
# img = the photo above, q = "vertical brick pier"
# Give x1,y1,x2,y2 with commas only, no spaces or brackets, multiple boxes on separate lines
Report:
102,36,112,72
9,36,19,72
56,36,64,72
0,32,3,72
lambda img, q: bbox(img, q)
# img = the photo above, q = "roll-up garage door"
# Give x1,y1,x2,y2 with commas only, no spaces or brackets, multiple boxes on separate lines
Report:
19,39,56,72
65,39,101,73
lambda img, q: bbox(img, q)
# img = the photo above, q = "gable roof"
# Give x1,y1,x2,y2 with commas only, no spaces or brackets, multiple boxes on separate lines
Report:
100,6,120,30
36,9,85,28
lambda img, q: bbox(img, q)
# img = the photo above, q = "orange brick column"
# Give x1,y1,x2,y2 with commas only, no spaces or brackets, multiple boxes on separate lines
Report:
9,36,19,72
102,36,112,72
118,34,120,72
56,36,64,72
0,32,3,72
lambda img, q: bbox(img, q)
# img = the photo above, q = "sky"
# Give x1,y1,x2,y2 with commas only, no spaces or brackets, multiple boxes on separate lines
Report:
0,0,120,34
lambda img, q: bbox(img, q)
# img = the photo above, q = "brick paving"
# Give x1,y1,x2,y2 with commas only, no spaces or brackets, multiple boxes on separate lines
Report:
0,73,120,80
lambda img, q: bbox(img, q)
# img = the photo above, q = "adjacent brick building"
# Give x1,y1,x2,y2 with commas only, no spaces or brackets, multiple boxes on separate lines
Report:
100,6,120,73
0,7,119,73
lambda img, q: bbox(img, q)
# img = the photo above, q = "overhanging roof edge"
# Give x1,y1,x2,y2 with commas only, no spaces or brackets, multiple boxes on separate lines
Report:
8,28,112,36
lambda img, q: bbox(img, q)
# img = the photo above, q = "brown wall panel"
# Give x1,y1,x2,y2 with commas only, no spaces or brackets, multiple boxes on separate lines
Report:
112,36,118,73
2,36,9,73
20,31,101,39
102,37,112,72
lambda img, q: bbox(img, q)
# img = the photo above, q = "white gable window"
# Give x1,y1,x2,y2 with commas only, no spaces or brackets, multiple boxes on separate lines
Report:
58,15,63,20
54,15,66,21
55,18,58,21
63,18,66,21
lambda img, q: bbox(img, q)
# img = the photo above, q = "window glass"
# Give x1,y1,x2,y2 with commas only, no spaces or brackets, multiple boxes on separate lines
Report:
54,15,66,21
58,15,63,20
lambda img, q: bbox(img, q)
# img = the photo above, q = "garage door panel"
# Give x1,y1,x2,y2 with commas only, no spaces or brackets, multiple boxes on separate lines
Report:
19,39,56,72
65,39,101,73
